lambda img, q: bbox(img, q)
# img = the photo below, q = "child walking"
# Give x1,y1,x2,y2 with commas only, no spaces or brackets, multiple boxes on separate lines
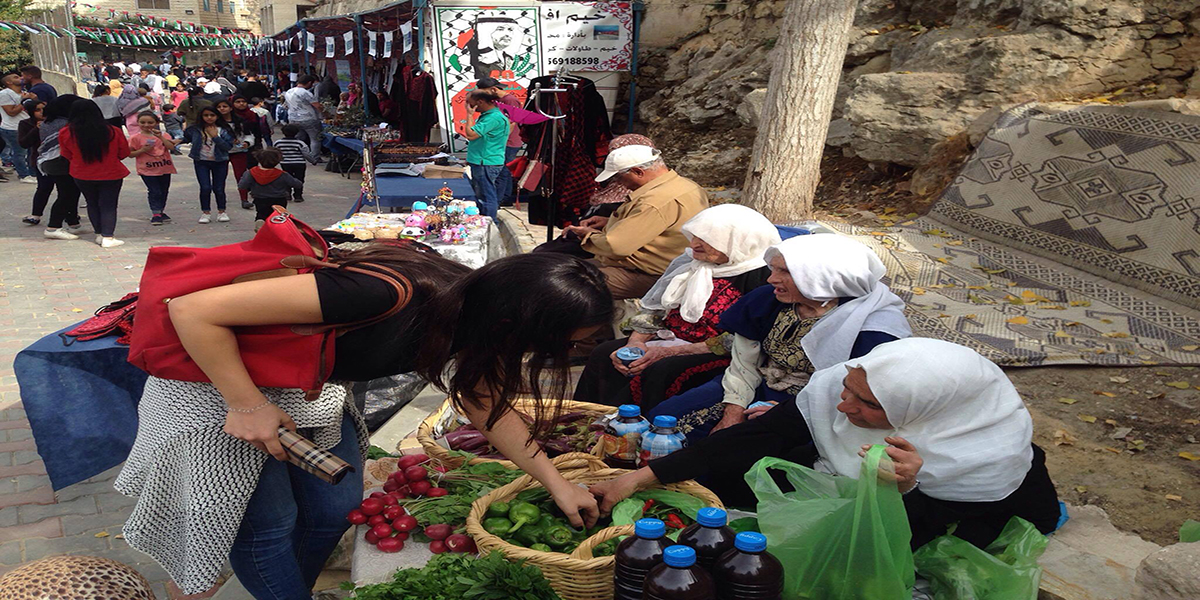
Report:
162,103,185,155
237,148,301,231
183,106,234,224
272,124,317,202
128,111,178,225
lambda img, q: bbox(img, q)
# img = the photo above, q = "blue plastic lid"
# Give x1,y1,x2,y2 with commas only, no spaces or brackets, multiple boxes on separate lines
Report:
412,201,428,211
615,347,645,361
696,507,727,528
734,531,767,553
663,545,697,568
652,415,678,429
618,404,642,418
465,206,480,216
634,518,665,539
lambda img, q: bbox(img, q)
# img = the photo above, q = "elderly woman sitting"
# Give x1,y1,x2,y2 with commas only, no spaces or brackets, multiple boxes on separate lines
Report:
647,234,912,440
591,338,1062,550
573,204,780,410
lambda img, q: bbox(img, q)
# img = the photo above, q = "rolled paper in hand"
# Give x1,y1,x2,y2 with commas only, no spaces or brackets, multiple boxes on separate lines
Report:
277,427,354,485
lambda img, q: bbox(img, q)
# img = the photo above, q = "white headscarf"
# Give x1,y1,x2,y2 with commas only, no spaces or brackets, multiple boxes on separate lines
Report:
640,204,781,323
764,235,911,370
204,81,222,95
797,338,1034,502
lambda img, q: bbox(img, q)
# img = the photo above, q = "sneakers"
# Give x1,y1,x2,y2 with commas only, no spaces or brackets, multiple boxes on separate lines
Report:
254,219,265,232
22,216,40,225
43,228,78,240
293,195,305,203
20,176,37,184
160,213,173,223
150,215,165,226
95,235,103,245
66,223,85,234
241,201,253,210
217,212,230,223
198,213,212,224
100,237,125,248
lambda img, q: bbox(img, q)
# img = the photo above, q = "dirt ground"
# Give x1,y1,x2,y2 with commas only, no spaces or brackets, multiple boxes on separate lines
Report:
808,153,1200,546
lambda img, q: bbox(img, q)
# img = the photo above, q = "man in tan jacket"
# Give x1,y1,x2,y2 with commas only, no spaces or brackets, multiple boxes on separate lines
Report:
563,145,709,299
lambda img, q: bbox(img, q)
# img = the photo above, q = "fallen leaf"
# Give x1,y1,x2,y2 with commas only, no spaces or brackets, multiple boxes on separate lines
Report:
935,257,951,264
1184,419,1200,425
869,231,891,236
1127,439,1146,451
912,287,926,295
967,285,990,290
964,314,977,320
1057,397,1079,405
94,531,109,538
1105,419,1119,426
1110,376,1130,384
1103,332,1130,338
1053,429,1077,446
1064,321,1080,327
1179,452,1200,461
1007,316,1029,325
114,534,124,539
1110,426,1133,439
938,313,951,318
1069,300,1092,307
1075,485,1088,493
1165,381,1192,389
1054,331,1072,338
1182,345,1199,351
1100,318,1114,324
1101,447,1122,454
1094,391,1116,398
1148,392,1166,400
947,240,964,246
1078,415,1097,423
1165,494,1183,501
71,308,83,313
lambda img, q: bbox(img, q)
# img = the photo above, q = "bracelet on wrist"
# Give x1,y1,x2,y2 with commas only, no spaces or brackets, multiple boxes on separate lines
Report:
226,400,272,414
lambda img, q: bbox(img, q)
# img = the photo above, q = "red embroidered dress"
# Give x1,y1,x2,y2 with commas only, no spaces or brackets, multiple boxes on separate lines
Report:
660,278,746,342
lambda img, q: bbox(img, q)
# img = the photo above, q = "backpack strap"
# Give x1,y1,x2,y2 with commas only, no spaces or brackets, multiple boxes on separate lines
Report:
282,256,414,336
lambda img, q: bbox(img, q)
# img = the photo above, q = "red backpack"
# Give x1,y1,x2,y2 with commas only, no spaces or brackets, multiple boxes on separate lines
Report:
127,207,411,400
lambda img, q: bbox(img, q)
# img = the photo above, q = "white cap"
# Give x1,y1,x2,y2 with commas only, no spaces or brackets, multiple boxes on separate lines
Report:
197,77,209,83
595,145,661,182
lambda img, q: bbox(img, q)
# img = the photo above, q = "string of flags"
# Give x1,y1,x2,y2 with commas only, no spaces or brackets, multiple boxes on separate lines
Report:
69,1,249,34
0,19,258,48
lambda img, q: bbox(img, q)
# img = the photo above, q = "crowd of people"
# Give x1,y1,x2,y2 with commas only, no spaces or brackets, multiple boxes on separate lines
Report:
1,60,355,246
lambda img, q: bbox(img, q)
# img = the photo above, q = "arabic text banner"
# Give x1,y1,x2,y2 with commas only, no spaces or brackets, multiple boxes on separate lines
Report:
540,1,633,72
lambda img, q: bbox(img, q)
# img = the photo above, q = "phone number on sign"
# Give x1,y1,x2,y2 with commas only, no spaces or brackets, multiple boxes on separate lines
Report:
548,56,600,66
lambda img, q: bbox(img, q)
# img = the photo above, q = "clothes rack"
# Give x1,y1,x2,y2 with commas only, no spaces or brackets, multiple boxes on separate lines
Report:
530,69,579,243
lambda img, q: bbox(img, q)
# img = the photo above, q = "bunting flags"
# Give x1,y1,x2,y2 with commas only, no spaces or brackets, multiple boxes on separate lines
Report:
400,21,412,53
325,36,334,58
343,31,353,55
382,31,393,58
367,30,377,57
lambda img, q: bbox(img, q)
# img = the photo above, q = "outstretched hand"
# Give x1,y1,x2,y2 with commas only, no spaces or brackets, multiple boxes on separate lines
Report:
859,436,923,493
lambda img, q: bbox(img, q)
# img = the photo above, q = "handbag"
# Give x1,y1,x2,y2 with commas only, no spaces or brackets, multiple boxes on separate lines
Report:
127,207,413,400
61,292,139,346
506,154,530,179
518,126,552,192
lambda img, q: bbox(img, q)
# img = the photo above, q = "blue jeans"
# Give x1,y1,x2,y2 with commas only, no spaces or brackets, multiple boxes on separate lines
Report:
141,174,171,214
194,160,228,212
497,146,521,206
0,129,31,179
468,163,503,218
229,414,363,600
166,128,183,141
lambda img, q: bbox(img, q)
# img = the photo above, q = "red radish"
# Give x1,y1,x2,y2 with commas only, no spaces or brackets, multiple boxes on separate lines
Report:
368,515,388,527
408,480,432,497
397,454,428,469
360,498,384,516
385,493,403,505
389,471,408,485
346,510,367,525
403,466,428,482
392,515,418,532
423,524,453,541
381,494,399,507
369,491,386,499
429,540,447,554
445,533,473,553
364,530,380,545
383,480,401,493
394,531,409,541
433,465,449,473
371,524,394,539
427,487,449,498
383,505,403,521
377,536,404,553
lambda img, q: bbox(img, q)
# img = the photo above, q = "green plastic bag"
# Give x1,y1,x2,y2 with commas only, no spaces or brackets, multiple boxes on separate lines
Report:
1181,519,1200,543
913,516,1048,600
745,446,914,600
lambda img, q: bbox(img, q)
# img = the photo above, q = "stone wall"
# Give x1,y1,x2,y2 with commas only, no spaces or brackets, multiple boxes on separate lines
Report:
634,0,1200,187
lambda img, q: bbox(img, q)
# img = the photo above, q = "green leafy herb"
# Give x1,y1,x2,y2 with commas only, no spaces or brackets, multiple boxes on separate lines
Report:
345,551,561,600
367,445,395,460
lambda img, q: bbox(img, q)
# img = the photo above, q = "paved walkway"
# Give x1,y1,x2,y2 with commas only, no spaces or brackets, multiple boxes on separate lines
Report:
0,153,363,598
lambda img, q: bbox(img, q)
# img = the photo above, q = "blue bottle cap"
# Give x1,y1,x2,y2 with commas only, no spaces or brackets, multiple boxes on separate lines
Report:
652,415,678,429
734,531,767,553
634,518,665,539
615,346,644,361
696,507,727,528
412,201,428,211
662,545,697,568
618,404,641,418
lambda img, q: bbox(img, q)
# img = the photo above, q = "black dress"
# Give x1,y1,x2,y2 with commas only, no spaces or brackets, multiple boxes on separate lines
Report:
649,400,1062,550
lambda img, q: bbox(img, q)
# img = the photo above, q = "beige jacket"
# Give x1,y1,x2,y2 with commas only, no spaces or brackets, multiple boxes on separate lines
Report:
581,170,709,275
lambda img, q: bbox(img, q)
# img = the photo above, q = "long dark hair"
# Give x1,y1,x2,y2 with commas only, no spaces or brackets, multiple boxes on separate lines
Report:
417,254,613,441
44,94,82,121
67,100,113,164
195,106,234,137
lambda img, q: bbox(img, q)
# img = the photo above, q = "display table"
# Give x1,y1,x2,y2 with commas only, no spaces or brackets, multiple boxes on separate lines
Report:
14,327,148,490
358,175,476,212
323,133,365,155
329,214,501,269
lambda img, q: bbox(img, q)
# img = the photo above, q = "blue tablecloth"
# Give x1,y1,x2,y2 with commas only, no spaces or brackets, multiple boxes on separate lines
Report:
350,175,476,215
14,326,147,490
323,134,365,155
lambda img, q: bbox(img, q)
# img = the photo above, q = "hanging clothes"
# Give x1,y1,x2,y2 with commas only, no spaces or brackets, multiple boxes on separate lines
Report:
521,75,613,227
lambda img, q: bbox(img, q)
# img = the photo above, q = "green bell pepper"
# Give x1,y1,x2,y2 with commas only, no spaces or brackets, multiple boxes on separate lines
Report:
543,524,576,549
486,501,511,519
507,501,542,534
511,519,546,547
483,517,514,536
529,543,553,552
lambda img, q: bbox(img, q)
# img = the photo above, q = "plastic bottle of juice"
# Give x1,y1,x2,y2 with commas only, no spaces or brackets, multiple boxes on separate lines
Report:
644,545,717,600
602,404,650,469
613,518,669,600
711,532,784,600
638,415,688,467
677,507,736,571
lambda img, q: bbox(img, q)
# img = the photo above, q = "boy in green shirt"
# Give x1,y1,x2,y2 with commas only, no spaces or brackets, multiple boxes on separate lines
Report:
459,89,510,218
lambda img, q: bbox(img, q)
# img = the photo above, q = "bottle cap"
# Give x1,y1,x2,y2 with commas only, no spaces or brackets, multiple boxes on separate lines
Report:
695,507,727,528
618,404,642,418
734,531,767,553
662,545,697,568
652,415,678,429
615,346,644,361
634,518,665,539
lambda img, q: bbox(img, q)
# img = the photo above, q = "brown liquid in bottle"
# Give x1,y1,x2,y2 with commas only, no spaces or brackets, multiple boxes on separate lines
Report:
677,507,736,571
613,518,669,600
643,545,716,600
711,532,784,600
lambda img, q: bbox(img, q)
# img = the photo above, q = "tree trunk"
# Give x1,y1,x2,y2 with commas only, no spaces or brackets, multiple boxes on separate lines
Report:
742,0,858,222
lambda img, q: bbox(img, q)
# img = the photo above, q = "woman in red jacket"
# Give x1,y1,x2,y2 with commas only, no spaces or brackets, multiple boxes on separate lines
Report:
58,100,130,248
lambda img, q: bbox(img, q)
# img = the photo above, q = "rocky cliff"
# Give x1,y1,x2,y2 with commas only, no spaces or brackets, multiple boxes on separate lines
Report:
636,0,1200,189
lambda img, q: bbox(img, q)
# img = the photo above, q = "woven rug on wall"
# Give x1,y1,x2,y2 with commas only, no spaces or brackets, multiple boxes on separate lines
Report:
928,103,1200,310
826,220,1200,366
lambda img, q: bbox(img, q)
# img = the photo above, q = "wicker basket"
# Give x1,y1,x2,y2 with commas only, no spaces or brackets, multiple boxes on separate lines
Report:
414,397,613,469
465,453,723,600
